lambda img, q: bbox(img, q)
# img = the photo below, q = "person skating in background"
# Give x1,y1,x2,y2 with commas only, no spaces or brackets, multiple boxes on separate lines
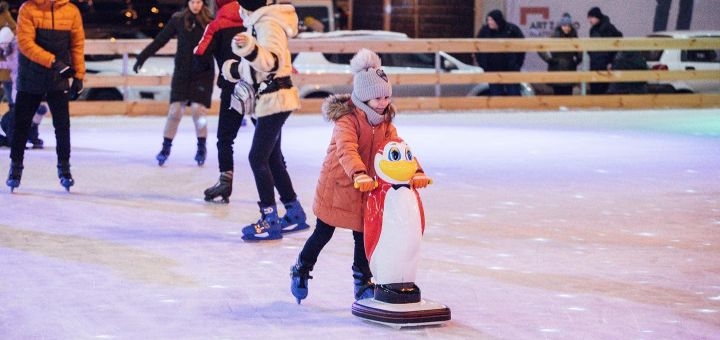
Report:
0,26,48,149
587,6,623,95
474,9,525,96
222,0,308,241
289,48,432,304
538,13,583,95
0,0,16,106
6,0,85,192
193,0,246,203
133,0,213,166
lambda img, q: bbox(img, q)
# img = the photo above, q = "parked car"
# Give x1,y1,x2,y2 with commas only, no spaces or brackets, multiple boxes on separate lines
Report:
292,30,534,98
643,30,720,93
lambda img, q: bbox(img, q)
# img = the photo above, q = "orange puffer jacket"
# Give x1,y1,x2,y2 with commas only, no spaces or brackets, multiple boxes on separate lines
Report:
15,0,85,94
312,94,400,232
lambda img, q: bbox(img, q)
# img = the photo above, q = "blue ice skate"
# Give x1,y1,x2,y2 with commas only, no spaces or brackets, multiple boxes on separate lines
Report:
280,200,310,234
290,259,313,304
57,163,74,192
6,162,23,192
353,265,375,301
241,204,283,241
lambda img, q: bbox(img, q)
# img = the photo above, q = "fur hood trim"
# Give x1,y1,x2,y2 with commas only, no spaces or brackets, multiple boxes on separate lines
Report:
321,93,396,123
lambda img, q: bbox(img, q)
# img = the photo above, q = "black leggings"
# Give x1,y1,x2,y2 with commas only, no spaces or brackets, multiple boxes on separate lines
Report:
249,111,297,206
299,218,371,277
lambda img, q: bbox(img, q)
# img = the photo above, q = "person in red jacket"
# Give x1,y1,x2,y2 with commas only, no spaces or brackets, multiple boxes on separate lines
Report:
6,0,85,192
194,0,247,203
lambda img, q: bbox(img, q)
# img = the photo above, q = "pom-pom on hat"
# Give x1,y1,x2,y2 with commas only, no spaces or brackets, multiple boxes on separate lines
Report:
559,13,573,26
587,7,603,19
350,48,392,102
237,0,268,11
0,26,13,45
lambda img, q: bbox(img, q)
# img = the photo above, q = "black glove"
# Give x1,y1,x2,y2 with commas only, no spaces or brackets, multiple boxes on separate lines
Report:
68,78,83,101
52,60,75,79
132,59,144,74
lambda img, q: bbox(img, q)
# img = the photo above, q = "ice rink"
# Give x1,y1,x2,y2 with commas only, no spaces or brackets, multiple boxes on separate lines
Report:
1,108,719,339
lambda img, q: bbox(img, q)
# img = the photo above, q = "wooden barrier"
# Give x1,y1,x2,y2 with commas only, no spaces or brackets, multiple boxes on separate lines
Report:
74,37,720,115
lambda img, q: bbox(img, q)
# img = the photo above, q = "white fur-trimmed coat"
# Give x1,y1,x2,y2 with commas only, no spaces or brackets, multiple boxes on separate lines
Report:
231,4,300,117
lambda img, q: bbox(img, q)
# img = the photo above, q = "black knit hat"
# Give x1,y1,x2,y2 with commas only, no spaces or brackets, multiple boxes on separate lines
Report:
587,7,603,19
237,0,267,11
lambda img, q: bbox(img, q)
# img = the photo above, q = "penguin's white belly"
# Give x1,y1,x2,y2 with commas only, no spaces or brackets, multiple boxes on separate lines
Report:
370,187,423,285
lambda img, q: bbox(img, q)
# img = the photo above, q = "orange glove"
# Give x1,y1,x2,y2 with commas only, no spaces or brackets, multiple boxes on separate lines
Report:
410,173,432,189
353,173,377,192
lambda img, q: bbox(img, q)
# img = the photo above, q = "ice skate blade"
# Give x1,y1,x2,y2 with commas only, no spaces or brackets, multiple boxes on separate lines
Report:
241,233,282,242
280,222,310,234
204,196,230,204
351,298,451,328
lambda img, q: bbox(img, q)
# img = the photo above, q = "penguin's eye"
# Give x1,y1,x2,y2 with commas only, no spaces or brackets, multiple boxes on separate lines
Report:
406,149,412,161
388,147,401,161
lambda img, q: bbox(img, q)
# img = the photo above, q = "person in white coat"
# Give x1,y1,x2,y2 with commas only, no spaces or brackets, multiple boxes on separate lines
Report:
222,0,308,241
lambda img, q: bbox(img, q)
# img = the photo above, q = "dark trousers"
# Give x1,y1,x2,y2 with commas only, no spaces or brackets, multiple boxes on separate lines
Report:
11,90,70,164
216,86,245,173
249,110,297,206
489,83,521,96
552,85,574,95
589,82,610,95
299,218,371,276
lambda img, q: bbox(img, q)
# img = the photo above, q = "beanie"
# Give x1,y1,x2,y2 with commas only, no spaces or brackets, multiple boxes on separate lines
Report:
350,48,392,102
237,0,267,11
559,13,573,26
587,7,603,19
0,26,13,45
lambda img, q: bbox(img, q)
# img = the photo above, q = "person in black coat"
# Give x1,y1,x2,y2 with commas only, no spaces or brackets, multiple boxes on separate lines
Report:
133,0,214,166
587,6,623,95
538,13,583,95
474,9,525,96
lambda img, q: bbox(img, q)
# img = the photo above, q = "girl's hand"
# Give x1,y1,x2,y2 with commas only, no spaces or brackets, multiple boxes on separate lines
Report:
410,173,432,189
353,173,377,192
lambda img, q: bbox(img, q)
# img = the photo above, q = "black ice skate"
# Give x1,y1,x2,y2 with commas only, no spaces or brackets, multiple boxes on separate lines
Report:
195,142,206,166
6,162,23,192
203,171,232,203
156,140,172,166
57,162,74,192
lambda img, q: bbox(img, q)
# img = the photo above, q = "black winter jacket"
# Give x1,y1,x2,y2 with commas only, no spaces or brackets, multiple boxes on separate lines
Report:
588,15,623,71
474,10,525,72
137,10,214,107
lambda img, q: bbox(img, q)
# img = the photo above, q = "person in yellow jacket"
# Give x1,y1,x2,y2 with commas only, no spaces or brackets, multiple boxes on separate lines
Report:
6,0,85,192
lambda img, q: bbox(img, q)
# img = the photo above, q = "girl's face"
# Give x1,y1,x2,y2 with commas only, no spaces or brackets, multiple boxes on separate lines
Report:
188,0,204,14
561,24,572,34
367,96,391,115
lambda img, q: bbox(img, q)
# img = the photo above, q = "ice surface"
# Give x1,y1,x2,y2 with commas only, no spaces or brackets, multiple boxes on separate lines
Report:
1,108,719,339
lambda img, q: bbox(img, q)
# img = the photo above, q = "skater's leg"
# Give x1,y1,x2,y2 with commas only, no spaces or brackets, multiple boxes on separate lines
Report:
291,219,335,303
46,91,74,190
156,102,183,165
10,91,42,164
190,102,208,166
352,231,374,300
216,87,243,173
247,111,290,206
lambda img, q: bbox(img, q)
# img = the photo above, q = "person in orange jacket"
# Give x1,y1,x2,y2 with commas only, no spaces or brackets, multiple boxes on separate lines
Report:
6,0,85,192
289,48,431,304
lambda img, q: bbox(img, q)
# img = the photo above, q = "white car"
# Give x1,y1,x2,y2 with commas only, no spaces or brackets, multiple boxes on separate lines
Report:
644,30,720,93
292,30,534,98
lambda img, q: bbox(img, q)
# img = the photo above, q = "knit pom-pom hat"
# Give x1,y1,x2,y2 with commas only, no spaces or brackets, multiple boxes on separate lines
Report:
350,48,392,102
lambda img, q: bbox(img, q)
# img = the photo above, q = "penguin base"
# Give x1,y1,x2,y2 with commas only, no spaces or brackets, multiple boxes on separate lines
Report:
351,298,451,328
